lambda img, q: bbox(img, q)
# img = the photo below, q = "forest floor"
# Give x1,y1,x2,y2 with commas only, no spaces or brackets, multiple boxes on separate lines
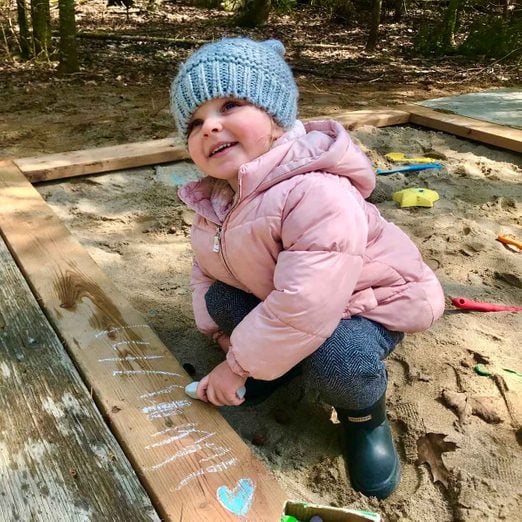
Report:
1,1,520,157
2,2,522,521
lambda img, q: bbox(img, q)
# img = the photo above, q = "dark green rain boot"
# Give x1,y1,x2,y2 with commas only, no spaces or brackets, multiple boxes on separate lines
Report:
337,392,400,499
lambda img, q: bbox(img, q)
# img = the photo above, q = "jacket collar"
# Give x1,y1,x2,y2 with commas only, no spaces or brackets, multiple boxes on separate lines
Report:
178,119,375,219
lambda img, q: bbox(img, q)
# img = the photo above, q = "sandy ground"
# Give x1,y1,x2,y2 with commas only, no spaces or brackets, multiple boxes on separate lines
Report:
36,125,521,521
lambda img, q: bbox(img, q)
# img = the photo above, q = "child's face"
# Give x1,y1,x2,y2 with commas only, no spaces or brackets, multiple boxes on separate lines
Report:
187,97,283,190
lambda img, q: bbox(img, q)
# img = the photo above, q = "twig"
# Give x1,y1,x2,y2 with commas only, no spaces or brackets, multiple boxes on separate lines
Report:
76,31,207,48
461,47,522,80
493,374,520,430
150,100,169,118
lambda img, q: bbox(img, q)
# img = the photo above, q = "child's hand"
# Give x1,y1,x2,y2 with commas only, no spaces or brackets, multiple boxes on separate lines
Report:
197,361,247,407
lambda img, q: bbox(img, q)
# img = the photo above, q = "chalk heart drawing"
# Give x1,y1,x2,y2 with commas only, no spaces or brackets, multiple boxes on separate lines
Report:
216,478,255,517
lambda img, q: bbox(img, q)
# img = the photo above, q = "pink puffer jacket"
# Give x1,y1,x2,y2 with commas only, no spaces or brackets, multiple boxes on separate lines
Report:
178,120,445,380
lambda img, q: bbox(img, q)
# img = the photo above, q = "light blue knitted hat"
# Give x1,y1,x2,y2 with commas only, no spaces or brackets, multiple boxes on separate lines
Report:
171,37,298,141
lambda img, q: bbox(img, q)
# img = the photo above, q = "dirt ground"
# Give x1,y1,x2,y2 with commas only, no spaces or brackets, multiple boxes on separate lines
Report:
2,2,522,521
1,2,520,158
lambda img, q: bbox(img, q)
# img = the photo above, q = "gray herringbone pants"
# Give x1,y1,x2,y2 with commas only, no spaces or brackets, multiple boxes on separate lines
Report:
205,281,403,410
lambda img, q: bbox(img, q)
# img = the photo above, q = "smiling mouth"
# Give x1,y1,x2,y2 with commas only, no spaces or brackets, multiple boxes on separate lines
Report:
209,142,238,157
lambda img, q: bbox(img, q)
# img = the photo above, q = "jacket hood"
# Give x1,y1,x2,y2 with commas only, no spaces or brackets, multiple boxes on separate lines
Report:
178,119,376,221
239,119,376,199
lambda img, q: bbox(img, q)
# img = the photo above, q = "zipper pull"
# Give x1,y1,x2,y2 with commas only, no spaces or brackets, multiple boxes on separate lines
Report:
212,226,221,253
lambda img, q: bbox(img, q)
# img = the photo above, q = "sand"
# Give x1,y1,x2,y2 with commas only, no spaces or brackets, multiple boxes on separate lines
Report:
36,124,521,521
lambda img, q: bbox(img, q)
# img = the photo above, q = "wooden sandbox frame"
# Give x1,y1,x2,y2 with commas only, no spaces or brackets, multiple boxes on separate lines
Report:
0,105,520,521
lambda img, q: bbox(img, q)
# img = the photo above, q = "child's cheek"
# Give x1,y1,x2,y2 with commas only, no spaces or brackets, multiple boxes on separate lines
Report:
187,141,202,166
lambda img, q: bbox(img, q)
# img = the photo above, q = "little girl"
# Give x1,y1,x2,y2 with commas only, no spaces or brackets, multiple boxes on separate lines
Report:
171,37,445,499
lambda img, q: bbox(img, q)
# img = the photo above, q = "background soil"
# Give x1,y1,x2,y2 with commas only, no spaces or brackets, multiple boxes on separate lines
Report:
2,2,521,521
1,2,520,158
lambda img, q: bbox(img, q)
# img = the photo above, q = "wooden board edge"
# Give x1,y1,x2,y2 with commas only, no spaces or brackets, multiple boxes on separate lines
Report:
15,109,410,184
13,104,521,184
401,104,522,154
15,138,190,183
327,108,411,130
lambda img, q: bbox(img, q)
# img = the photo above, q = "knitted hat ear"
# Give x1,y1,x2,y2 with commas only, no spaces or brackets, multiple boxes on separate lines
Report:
262,39,286,57
170,37,298,142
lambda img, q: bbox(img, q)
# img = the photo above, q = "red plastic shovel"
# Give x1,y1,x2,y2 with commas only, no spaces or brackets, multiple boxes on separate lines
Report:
451,297,522,312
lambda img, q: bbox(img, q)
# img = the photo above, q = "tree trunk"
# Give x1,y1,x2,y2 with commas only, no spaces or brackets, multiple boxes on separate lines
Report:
366,0,382,51
393,0,404,22
30,0,51,56
442,0,461,51
16,0,32,59
58,0,79,73
502,0,513,19
236,0,271,28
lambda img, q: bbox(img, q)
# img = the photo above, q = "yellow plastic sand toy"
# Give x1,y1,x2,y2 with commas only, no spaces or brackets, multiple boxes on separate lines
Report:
385,152,438,164
392,188,439,208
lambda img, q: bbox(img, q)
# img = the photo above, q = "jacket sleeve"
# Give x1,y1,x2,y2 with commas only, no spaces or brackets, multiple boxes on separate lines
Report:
227,175,369,380
190,259,220,337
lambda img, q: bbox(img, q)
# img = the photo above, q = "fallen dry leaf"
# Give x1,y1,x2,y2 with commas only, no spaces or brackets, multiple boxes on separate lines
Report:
416,432,458,488
470,396,503,424
440,389,503,425
441,389,472,424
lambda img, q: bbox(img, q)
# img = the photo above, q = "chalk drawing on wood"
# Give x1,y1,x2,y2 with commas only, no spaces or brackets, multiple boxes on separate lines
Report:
217,478,256,517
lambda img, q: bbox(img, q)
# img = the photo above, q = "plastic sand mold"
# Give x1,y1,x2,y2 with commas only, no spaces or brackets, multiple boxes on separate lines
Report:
392,188,440,208
385,152,440,164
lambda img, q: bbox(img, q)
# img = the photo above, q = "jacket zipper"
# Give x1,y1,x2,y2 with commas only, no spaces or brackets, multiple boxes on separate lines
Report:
212,178,247,280
212,226,221,253
214,222,238,281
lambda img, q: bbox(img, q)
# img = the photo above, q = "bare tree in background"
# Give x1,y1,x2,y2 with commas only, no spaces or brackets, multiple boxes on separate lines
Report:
442,0,462,50
58,0,79,72
30,0,51,56
366,0,382,51
16,0,31,58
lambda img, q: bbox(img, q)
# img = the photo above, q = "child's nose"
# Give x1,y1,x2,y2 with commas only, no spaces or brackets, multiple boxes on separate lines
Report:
202,115,222,136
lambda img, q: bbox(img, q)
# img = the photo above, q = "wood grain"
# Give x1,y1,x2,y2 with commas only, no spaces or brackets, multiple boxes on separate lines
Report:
403,104,522,153
323,108,411,130
15,138,190,183
0,160,288,521
0,235,160,521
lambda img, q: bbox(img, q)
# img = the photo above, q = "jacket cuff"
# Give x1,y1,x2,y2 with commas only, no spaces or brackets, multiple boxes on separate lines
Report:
226,351,250,378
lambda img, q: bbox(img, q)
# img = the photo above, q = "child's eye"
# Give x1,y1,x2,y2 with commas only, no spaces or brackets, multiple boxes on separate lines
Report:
222,100,241,112
187,119,202,136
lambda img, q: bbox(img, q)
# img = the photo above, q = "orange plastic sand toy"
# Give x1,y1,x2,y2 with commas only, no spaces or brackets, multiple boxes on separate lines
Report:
496,234,522,250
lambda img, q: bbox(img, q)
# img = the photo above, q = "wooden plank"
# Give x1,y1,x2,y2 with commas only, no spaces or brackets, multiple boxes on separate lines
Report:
15,138,190,183
0,160,288,521
16,109,409,184
0,236,160,521
402,104,522,153
318,108,411,130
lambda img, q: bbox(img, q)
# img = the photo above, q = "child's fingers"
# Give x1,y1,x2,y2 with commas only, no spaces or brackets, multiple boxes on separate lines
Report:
207,386,242,407
222,390,245,407
196,376,210,402
205,382,225,406
230,395,245,407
